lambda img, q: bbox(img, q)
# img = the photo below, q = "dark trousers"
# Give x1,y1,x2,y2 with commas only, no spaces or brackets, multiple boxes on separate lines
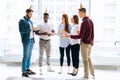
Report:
59,45,71,66
71,44,80,69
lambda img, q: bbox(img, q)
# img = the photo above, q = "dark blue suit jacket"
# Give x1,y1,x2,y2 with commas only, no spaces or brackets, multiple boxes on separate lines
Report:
19,16,35,44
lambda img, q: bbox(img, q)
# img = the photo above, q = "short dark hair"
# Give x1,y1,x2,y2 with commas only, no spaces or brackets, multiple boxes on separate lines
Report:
79,8,86,13
26,9,33,13
73,15,79,24
43,13,49,16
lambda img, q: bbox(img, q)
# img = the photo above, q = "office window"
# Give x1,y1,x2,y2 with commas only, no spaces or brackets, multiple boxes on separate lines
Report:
0,0,90,60
39,0,90,58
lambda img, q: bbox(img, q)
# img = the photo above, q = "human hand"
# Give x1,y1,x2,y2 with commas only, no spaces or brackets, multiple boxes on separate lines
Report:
32,27,39,31
65,34,71,38
49,32,57,36
60,29,67,35
61,34,70,38
51,30,55,33
43,32,49,35
50,30,57,35
76,29,80,34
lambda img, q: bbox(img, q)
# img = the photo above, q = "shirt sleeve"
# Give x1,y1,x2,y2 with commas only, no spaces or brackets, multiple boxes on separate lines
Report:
37,24,41,30
50,24,54,30
50,23,55,33
65,24,71,35
57,24,61,36
76,25,80,30
71,22,87,39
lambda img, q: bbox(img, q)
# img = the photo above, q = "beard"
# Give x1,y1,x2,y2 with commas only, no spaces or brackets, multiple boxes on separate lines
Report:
26,15,31,19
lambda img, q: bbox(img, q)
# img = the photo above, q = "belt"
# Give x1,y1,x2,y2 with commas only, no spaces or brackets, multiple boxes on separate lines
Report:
40,38,50,41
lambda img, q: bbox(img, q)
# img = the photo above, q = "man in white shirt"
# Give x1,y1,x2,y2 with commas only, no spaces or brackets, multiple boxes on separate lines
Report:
35,11,56,75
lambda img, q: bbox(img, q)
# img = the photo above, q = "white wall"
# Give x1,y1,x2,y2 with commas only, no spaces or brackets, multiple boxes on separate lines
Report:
90,0,120,66
0,0,7,38
91,0,120,42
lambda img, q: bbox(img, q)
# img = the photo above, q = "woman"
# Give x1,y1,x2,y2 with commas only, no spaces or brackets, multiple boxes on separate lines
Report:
58,14,71,74
70,15,80,76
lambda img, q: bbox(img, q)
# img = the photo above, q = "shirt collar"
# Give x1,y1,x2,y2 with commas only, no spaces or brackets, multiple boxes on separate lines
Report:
82,16,88,21
43,21,49,24
24,16,30,21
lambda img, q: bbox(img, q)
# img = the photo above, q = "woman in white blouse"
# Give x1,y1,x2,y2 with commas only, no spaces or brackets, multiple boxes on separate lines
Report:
70,15,80,76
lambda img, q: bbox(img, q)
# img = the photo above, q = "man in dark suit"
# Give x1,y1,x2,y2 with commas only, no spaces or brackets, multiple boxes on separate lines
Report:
19,6,36,77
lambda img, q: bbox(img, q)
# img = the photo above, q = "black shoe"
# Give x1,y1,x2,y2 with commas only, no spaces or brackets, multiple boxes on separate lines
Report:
22,72,29,77
26,69,36,75
72,70,78,76
72,73,77,76
68,73,74,75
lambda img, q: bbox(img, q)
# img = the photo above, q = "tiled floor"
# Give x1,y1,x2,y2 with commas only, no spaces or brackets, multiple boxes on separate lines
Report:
0,63,120,80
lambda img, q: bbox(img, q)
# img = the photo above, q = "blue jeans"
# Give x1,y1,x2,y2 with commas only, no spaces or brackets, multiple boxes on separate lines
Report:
22,38,34,73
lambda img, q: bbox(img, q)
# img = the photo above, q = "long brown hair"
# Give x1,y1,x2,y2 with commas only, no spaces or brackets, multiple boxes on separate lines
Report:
73,15,79,24
62,14,69,32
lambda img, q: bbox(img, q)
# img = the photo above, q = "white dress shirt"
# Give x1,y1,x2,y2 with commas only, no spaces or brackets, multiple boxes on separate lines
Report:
37,21,54,40
29,21,34,39
70,24,80,45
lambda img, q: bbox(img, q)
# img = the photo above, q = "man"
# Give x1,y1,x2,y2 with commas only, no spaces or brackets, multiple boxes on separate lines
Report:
66,8,95,79
35,9,56,75
19,6,36,77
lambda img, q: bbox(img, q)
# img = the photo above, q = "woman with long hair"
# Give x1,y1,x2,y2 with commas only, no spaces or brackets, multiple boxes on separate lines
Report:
69,15,80,76
58,14,71,74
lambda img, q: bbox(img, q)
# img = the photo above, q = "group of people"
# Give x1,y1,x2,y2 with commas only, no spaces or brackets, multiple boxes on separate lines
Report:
58,14,80,76
19,5,95,80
